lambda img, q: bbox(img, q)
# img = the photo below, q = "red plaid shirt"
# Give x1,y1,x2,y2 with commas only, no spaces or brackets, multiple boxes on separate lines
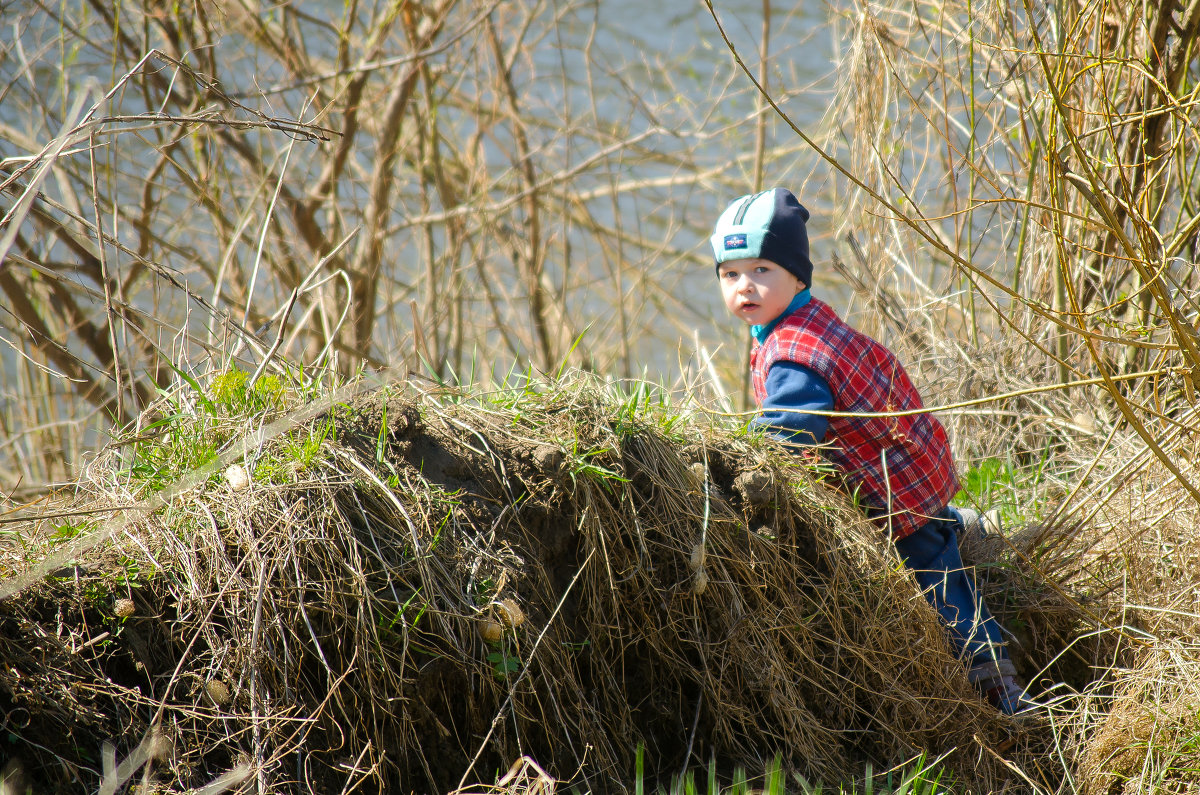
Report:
751,299,959,539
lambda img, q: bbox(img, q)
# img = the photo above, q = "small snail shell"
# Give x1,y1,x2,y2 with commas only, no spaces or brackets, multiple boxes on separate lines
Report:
478,620,504,643
225,464,249,491
496,598,525,629
206,679,231,706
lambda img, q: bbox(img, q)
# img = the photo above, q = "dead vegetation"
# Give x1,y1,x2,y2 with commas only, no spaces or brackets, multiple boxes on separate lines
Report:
0,371,1112,794
5,361,1198,795
5,1,1200,793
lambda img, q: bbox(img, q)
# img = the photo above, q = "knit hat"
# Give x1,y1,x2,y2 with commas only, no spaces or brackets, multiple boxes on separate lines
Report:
710,188,813,287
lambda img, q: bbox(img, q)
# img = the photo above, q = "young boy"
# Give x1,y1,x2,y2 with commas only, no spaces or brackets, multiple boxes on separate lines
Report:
711,187,1035,716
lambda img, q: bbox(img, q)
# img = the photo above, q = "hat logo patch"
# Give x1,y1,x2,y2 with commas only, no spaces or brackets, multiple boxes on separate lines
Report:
723,233,747,250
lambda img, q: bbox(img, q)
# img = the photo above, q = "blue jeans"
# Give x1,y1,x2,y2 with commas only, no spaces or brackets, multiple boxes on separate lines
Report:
894,508,1008,668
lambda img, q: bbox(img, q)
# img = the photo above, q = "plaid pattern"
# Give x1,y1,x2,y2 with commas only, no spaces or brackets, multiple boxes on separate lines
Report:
751,299,959,539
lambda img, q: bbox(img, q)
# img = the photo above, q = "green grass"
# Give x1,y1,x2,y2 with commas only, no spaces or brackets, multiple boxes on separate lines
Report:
118,367,330,492
210,369,285,414
252,416,335,484
124,409,223,491
954,449,1056,526
629,750,954,795
563,439,628,493
607,378,689,441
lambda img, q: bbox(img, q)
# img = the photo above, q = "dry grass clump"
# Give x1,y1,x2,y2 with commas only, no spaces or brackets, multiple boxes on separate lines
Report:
0,370,1054,793
1030,439,1200,795
1073,646,1200,795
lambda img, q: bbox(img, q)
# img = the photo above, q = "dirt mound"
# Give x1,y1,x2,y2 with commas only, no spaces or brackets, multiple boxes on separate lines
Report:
0,375,1088,792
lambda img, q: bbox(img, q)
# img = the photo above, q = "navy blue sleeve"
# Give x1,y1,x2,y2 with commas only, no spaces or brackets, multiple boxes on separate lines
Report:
751,362,833,446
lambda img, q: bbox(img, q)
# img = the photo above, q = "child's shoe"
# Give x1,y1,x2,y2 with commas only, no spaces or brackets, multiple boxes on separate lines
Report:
983,675,1041,716
953,506,1002,542
968,660,1041,716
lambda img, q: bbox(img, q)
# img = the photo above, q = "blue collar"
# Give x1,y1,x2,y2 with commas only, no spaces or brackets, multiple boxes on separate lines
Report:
751,289,811,344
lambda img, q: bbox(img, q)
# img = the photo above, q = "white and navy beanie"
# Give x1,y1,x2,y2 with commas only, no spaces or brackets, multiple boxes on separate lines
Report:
710,188,813,287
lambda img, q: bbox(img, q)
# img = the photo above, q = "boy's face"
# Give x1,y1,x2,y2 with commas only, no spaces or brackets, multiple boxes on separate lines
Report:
718,258,804,326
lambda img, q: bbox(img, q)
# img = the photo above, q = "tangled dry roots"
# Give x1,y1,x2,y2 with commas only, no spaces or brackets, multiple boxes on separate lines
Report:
1,380,1058,792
